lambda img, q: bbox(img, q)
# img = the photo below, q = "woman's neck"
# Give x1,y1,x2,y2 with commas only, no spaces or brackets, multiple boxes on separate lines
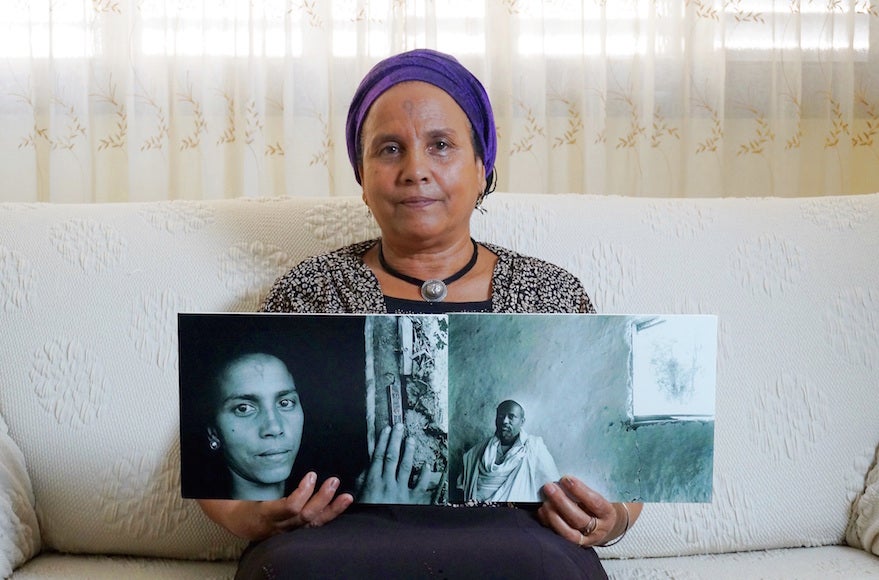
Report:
363,237,497,303
378,236,476,282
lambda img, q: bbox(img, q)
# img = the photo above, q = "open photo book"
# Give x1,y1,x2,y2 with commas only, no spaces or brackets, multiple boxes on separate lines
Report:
178,312,716,505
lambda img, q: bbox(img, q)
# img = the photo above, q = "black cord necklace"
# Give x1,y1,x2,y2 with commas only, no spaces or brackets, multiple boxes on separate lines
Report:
378,238,479,302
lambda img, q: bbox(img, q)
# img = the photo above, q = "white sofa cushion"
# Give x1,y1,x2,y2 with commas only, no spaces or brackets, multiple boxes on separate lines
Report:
474,194,879,559
0,412,40,577
603,545,879,579
10,554,236,578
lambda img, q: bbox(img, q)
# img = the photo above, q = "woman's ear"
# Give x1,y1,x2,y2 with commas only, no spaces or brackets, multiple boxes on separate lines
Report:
475,161,487,208
360,163,369,205
207,427,221,451
476,159,487,198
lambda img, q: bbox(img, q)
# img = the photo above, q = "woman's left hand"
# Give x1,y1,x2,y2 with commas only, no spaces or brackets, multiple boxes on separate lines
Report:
537,475,638,548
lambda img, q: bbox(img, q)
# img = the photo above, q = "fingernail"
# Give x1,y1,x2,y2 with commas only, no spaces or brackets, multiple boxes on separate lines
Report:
544,483,557,495
328,477,339,491
307,472,317,485
562,476,575,489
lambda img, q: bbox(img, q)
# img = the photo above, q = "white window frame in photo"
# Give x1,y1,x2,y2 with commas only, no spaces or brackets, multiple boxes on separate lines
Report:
628,315,717,427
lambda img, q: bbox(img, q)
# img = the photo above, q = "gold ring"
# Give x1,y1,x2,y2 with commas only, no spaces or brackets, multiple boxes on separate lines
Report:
579,516,597,536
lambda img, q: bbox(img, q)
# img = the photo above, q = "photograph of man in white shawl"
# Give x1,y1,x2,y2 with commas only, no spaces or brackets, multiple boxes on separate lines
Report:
458,399,560,503
447,313,716,505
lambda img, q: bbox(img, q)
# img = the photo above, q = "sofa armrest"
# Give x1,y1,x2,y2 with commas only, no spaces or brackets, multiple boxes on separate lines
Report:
847,444,879,556
0,411,41,577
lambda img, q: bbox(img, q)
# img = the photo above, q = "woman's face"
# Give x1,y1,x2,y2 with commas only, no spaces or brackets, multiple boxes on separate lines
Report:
210,353,304,489
359,81,486,248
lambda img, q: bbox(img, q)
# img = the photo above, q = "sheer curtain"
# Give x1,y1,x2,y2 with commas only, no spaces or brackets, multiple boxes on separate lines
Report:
0,0,876,202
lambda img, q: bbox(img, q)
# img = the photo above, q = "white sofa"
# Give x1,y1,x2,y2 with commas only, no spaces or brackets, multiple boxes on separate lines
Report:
1,193,878,579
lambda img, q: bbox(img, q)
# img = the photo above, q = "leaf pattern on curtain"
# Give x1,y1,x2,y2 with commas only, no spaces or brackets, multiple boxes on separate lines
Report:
0,0,877,202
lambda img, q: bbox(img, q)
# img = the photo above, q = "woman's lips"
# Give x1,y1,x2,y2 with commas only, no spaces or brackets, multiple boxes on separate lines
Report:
258,449,292,459
399,196,437,208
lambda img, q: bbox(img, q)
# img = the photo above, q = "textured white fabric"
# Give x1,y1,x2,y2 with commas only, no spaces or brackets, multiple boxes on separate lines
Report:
0,193,877,573
603,546,879,579
848,445,879,556
10,554,235,579
471,194,879,559
0,413,40,578
0,198,367,561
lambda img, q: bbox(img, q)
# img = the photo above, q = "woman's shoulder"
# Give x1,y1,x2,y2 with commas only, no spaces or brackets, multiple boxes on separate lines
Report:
296,239,376,268
260,240,379,313
480,241,596,314
481,241,581,283
279,240,376,279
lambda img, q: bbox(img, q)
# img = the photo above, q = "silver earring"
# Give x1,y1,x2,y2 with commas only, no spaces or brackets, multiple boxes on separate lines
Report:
475,193,487,214
208,434,221,451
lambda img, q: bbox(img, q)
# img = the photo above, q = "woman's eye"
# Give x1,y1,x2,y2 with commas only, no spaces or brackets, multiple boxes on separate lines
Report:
232,403,256,416
380,144,399,155
279,397,298,410
435,140,449,150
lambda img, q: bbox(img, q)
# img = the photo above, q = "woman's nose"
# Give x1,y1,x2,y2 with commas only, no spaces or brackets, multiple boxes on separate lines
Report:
400,149,430,184
260,409,284,437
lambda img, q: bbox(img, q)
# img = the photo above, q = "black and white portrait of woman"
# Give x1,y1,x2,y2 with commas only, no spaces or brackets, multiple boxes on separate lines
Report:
179,314,369,501
205,349,305,500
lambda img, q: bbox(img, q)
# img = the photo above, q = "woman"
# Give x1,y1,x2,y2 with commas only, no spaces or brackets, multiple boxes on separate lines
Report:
199,48,641,578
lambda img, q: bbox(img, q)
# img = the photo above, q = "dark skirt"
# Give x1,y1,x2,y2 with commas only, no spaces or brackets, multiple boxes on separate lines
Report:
236,505,608,580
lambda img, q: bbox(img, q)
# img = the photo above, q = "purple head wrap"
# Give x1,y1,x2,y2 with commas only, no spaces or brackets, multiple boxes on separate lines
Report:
346,49,496,185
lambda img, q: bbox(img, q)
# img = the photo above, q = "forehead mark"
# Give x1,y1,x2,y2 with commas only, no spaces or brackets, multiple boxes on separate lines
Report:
402,99,415,117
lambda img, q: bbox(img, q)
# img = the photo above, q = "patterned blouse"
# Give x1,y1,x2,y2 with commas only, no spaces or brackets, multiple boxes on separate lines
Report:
260,239,595,314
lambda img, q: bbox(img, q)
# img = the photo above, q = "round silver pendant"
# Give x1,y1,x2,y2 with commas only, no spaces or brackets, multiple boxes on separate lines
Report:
421,279,448,302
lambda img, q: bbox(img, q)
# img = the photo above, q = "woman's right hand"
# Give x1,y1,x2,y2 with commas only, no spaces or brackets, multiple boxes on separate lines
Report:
197,472,354,541
358,423,439,504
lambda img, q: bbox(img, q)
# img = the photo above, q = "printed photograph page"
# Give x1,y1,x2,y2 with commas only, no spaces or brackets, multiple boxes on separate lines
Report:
178,312,716,505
